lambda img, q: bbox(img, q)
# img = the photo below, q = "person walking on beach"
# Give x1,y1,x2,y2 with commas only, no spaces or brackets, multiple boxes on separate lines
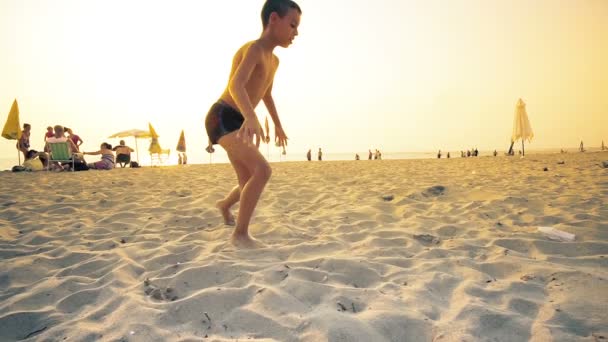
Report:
204,0,301,248
318,148,322,161
368,149,372,160
306,149,311,161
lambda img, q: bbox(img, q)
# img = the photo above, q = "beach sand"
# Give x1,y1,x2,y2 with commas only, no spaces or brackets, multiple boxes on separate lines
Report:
1,152,607,341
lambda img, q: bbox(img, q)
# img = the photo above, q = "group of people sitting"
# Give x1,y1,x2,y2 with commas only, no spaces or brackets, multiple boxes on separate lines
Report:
15,123,136,172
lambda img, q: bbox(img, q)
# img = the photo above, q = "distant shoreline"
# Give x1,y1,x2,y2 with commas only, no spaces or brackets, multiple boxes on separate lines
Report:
1,148,606,171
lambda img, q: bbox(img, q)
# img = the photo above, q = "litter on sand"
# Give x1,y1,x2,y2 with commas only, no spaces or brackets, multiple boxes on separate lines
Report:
538,226,575,242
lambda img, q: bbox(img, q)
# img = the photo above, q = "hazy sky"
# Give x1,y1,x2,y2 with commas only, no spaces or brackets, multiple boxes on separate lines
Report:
1,0,607,164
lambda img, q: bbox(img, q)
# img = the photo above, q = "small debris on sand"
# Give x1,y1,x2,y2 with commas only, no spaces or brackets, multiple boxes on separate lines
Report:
414,234,441,245
143,279,178,301
422,185,446,197
382,194,394,201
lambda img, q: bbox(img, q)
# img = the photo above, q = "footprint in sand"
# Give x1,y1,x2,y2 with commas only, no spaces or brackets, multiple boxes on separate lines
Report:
143,278,178,302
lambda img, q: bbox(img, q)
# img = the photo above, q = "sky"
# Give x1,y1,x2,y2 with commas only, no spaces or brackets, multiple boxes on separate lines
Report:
1,0,607,165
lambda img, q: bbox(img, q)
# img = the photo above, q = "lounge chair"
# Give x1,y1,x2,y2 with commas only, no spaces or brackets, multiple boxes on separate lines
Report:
48,142,75,171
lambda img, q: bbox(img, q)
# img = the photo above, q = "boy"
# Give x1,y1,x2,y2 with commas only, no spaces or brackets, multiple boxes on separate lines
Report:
204,0,301,248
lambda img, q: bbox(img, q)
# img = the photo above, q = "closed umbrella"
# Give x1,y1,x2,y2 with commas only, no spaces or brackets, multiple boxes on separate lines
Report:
148,122,162,154
511,98,534,156
176,130,186,153
108,128,152,163
2,99,22,164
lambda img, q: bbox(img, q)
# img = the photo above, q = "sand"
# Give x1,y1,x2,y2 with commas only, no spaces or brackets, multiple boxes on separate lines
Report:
0,152,607,341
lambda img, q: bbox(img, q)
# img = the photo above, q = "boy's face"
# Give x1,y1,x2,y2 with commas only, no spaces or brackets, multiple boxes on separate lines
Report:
270,8,300,48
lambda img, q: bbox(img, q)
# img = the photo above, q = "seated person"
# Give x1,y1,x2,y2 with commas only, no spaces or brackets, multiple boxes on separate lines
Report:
112,140,135,168
45,125,79,151
23,150,50,171
45,125,80,169
84,143,115,170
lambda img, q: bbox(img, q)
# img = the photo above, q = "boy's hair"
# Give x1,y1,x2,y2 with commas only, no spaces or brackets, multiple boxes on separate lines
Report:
23,123,31,129
261,0,301,29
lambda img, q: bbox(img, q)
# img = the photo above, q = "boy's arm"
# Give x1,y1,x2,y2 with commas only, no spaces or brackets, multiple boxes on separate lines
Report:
263,83,288,148
263,82,282,128
228,44,262,120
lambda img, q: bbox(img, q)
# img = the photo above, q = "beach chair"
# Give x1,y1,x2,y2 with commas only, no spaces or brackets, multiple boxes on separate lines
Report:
48,142,75,171
150,148,170,166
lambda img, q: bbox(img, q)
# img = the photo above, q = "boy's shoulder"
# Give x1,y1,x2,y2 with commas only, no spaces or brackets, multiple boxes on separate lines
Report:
236,40,279,61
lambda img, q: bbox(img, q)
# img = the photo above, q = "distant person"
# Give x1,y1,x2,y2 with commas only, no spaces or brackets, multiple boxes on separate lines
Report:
178,154,183,165
23,150,50,171
318,148,322,161
45,125,80,170
467,150,471,157
182,153,188,165
493,150,497,157
113,140,135,168
355,153,360,160
474,148,479,157
447,152,450,159
579,141,585,152
374,149,378,160
378,150,382,160
44,126,54,143
306,149,311,161
368,149,372,160
65,128,83,151
84,143,115,170
437,150,442,159
17,123,31,161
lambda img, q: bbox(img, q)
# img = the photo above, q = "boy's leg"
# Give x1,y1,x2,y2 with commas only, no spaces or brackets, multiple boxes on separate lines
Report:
216,151,252,225
219,132,272,247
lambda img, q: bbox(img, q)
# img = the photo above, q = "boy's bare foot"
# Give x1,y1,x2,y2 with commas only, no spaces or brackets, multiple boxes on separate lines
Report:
230,233,263,249
216,200,236,226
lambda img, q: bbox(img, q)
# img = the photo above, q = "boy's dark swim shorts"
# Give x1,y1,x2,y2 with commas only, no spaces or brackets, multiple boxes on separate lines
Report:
205,100,245,145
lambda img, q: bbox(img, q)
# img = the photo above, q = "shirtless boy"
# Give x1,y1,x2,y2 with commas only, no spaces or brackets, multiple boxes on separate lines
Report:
204,0,301,248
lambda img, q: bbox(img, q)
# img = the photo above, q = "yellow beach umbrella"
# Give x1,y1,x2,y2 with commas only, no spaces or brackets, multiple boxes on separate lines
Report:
176,130,186,153
148,122,162,154
2,99,22,164
2,99,21,140
148,122,159,138
108,128,152,163
511,98,534,156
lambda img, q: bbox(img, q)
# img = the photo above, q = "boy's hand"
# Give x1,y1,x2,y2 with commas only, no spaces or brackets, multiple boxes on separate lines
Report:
275,125,288,148
237,117,264,147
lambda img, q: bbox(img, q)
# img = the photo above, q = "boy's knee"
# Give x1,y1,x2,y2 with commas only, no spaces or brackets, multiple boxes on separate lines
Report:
257,163,272,182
